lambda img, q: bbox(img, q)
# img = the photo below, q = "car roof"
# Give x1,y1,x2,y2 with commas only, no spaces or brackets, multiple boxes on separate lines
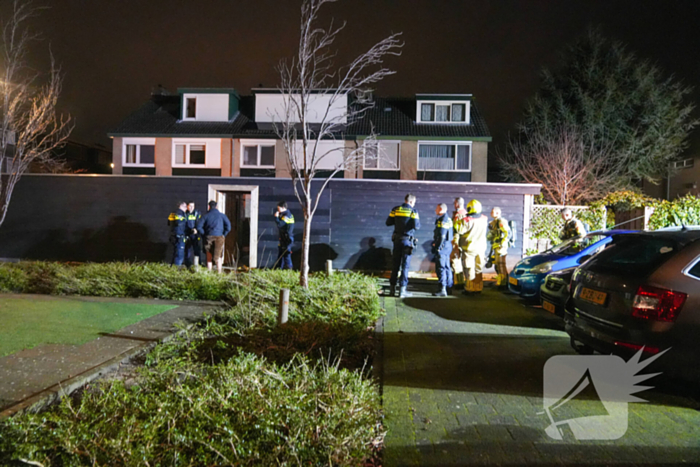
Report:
609,229,700,246
588,229,637,237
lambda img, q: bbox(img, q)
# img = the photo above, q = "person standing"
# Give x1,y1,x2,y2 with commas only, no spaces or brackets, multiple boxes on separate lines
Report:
487,207,510,289
432,203,453,297
451,197,468,287
185,201,203,268
455,199,488,295
386,193,421,298
168,201,188,268
199,200,231,274
274,201,295,270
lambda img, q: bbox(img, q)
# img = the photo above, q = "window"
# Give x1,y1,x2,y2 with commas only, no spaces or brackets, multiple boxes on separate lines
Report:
364,141,400,170
418,100,469,123
241,143,276,167
672,158,694,169
587,236,678,278
418,143,471,171
174,143,206,165
185,97,197,119
123,143,155,166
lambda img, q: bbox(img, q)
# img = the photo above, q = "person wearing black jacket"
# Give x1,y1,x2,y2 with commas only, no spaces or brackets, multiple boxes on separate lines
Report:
386,193,421,298
168,201,188,267
198,200,231,273
274,201,295,270
431,203,454,297
185,201,203,268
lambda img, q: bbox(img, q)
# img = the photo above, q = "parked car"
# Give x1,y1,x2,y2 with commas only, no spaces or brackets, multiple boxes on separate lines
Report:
565,229,700,380
508,231,635,299
540,267,576,316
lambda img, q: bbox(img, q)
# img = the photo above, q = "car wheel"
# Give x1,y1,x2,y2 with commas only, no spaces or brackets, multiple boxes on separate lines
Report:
570,337,594,355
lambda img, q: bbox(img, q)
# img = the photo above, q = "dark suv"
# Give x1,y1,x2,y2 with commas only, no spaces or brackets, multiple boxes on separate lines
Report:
564,229,700,380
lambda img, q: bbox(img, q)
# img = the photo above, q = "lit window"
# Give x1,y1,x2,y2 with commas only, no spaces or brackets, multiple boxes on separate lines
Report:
123,144,155,166
418,143,471,171
185,98,196,119
241,143,276,167
174,143,207,165
364,141,400,170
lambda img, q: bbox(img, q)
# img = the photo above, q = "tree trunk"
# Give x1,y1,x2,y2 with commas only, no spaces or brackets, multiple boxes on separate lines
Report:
300,209,312,288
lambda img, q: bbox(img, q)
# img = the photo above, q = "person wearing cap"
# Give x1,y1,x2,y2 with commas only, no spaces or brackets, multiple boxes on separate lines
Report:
198,200,231,273
454,199,488,294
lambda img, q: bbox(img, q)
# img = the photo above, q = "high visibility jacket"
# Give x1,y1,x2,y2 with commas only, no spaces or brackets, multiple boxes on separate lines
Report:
275,209,295,245
456,213,488,255
433,213,453,254
186,209,202,236
386,203,421,239
452,208,467,242
561,218,586,241
168,209,188,237
200,208,231,237
488,217,510,256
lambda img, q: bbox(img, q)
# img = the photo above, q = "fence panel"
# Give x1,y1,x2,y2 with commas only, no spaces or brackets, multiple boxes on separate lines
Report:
528,205,606,254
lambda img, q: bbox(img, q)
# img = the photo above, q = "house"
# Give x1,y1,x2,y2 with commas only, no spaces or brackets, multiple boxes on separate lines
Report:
641,155,699,200
109,88,491,182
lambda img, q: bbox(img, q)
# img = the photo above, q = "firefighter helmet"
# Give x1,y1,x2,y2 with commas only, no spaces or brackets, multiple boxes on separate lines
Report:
466,199,482,215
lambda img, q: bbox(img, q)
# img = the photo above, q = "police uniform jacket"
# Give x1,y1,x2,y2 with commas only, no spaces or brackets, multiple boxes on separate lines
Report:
186,210,202,236
386,203,421,240
433,213,453,255
275,209,295,245
488,218,510,256
199,208,232,237
168,209,188,237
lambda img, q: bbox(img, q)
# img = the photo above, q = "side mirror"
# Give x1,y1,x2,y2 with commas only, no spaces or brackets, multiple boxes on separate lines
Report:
577,255,592,265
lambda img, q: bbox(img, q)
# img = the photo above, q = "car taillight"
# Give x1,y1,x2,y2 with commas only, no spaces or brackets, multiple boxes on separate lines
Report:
631,285,687,322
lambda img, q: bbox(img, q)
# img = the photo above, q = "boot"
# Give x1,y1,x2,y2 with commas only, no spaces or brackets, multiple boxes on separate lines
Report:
399,286,412,298
432,287,447,297
389,285,396,297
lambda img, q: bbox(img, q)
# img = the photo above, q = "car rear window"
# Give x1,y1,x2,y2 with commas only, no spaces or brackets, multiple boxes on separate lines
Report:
586,236,678,278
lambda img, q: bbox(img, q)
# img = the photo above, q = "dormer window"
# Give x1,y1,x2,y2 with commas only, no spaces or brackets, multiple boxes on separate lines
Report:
185,97,197,119
416,94,471,124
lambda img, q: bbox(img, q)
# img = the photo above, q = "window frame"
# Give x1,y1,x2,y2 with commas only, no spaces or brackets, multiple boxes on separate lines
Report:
416,100,470,124
122,138,156,167
172,141,208,167
672,158,695,169
416,141,472,172
683,254,700,282
363,140,401,171
240,140,277,168
183,95,197,120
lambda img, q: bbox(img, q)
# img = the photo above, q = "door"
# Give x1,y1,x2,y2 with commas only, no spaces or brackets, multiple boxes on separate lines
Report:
223,192,251,268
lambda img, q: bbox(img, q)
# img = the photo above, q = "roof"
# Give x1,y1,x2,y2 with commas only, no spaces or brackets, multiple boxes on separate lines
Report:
109,94,491,141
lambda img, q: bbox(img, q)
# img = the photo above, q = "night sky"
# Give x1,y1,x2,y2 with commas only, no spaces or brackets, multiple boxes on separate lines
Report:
8,0,700,160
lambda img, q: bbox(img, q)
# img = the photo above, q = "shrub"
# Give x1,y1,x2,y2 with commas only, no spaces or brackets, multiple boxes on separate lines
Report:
648,194,700,230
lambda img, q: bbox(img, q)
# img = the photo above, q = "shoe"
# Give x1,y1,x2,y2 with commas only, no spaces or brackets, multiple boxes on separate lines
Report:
446,287,453,295
432,287,447,297
389,285,396,297
399,286,413,298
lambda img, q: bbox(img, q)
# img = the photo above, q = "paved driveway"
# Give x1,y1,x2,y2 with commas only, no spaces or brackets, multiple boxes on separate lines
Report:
379,285,700,466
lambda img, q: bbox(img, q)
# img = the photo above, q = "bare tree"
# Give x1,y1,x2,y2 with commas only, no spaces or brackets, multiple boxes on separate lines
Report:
0,0,72,228
500,125,625,205
273,0,402,287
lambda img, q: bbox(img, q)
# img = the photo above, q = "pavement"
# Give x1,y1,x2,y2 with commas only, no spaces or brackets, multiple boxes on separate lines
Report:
378,281,700,466
0,294,221,419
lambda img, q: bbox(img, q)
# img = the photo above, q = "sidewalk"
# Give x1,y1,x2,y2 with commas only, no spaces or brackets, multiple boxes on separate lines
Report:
0,294,221,418
378,284,700,466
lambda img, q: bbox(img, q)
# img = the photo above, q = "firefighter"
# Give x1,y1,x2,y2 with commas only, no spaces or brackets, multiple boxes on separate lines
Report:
185,201,203,268
451,197,468,287
274,201,295,270
487,206,510,288
168,201,188,268
454,199,488,294
560,208,587,241
432,203,453,297
386,193,421,298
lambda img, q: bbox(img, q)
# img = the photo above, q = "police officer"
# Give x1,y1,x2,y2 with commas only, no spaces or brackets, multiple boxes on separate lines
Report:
168,201,188,268
274,201,295,270
487,207,510,288
185,201,203,268
199,200,231,274
386,193,421,298
560,208,587,241
432,203,453,297
454,199,488,294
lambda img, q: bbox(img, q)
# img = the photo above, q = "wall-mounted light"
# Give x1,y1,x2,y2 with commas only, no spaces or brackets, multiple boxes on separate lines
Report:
110,163,114,169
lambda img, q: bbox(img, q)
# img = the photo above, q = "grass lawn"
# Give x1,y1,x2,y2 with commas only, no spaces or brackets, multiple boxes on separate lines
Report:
0,297,177,357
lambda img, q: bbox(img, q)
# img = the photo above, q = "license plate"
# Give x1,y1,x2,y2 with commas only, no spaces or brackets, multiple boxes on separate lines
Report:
509,276,518,286
580,287,607,305
542,300,556,313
